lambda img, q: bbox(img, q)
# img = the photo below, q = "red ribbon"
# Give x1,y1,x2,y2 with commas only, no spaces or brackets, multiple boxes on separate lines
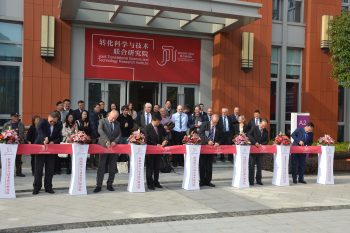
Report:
16,144,322,155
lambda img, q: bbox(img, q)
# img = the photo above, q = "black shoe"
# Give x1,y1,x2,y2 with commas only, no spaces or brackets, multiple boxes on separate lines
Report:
172,162,178,167
32,189,40,195
107,185,115,191
298,180,307,184
154,183,163,188
200,182,205,187
293,180,298,184
93,186,102,193
250,183,254,186
66,169,71,175
207,183,216,187
16,173,26,177
148,185,155,190
45,189,55,194
256,181,263,185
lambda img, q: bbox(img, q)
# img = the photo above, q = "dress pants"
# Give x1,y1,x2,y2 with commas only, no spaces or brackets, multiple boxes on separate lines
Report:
291,154,306,182
33,154,55,190
15,154,23,175
199,154,214,184
221,132,233,162
146,155,161,186
249,154,262,184
96,154,119,187
173,131,186,165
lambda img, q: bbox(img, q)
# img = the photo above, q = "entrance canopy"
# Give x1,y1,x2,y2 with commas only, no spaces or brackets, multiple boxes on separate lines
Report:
60,0,262,35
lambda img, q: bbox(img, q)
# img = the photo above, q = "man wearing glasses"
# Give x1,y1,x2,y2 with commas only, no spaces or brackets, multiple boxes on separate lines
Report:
33,112,62,195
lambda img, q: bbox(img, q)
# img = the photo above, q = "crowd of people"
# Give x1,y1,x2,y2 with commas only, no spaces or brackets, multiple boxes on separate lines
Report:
1,99,314,195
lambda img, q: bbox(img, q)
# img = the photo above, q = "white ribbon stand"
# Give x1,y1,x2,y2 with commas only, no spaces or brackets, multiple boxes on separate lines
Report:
317,146,335,185
182,145,201,191
127,144,147,192
69,144,89,195
272,145,290,186
232,145,250,188
0,144,18,199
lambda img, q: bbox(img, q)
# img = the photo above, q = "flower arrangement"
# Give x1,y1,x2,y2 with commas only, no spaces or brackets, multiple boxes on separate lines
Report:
182,131,201,145
318,134,335,146
128,130,146,145
0,129,20,144
69,131,89,144
274,132,291,146
233,133,251,145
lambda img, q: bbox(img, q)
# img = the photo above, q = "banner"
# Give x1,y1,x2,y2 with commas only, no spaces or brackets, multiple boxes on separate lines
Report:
232,145,250,188
317,146,335,185
182,145,201,191
69,144,89,195
0,144,18,199
128,144,147,192
272,145,290,186
85,29,201,84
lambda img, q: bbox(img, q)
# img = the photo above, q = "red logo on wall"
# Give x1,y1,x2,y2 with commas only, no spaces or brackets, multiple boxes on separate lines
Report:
85,29,201,84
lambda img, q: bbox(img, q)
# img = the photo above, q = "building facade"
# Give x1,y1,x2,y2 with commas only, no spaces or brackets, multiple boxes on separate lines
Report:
0,0,349,141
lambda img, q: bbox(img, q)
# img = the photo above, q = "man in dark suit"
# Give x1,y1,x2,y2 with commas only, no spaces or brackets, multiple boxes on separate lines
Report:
94,110,121,193
230,107,240,125
99,100,108,118
198,114,222,187
145,116,168,190
136,103,153,133
246,109,261,133
188,105,203,133
73,100,86,121
199,103,207,118
218,108,234,162
164,100,176,117
291,122,314,184
247,118,269,186
89,103,103,168
201,107,212,122
33,112,62,195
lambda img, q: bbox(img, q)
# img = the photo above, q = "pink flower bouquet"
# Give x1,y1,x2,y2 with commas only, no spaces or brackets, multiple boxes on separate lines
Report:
182,132,201,145
0,129,20,144
233,133,251,145
69,131,89,144
128,130,146,145
318,134,335,146
274,132,291,145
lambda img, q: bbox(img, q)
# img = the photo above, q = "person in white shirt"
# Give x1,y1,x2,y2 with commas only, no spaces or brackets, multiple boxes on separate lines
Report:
171,105,188,167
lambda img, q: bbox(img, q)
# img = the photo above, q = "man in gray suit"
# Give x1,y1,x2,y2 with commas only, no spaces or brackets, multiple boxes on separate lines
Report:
136,102,153,133
93,110,121,193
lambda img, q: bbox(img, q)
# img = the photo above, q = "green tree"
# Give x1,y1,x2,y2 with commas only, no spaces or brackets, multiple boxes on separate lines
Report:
329,11,350,87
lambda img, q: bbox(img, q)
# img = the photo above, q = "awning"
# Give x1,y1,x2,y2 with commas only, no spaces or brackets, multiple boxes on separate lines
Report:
59,0,262,35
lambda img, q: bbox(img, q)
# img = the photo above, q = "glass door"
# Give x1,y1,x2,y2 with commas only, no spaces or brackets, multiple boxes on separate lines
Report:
85,80,126,112
162,84,198,109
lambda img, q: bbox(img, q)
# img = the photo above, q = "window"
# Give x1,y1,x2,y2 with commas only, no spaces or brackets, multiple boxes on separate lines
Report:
0,22,22,62
272,0,282,20
285,82,299,120
286,48,301,80
342,0,350,11
337,86,346,142
287,0,302,23
270,47,280,123
0,65,20,115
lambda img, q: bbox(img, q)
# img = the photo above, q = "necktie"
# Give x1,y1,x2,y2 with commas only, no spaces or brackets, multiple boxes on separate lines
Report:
154,126,159,136
304,133,308,143
260,129,263,136
146,113,150,125
209,126,214,141
224,117,228,132
110,122,114,132
179,113,182,131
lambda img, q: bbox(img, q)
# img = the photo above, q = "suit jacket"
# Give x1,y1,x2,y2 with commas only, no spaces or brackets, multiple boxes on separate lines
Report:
89,111,102,139
97,118,121,147
246,118,261,133
291,127,313,146
198,121,223,145
73,109,87,121
26,125,38,144
165,108,176,117
233,124,249,137
218,116,234,134
230,114,240,125
34,119,63,144
188,114,203,131
136,111,153,133
145,123,166,145
248,126,268,145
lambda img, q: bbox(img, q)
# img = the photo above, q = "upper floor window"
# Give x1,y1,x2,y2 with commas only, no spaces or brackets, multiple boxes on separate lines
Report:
286,48,301,80
0,21,22,62
342,0,350,11
272,0,282,21
287,0,302,23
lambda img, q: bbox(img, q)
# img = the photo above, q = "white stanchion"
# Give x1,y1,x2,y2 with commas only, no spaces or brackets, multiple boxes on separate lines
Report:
127,144,147,192
182,145,201,191
69,144,89,195
317,146,335,185
232,145,250,188
0,144,18,199
272,145,290,186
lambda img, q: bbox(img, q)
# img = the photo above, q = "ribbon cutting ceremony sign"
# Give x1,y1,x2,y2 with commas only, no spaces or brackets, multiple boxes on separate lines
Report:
0,144,335,199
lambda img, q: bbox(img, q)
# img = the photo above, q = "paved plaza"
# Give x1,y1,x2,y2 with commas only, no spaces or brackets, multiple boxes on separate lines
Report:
1,157,350,233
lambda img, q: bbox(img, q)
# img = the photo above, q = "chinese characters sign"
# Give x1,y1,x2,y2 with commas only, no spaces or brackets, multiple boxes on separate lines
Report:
85,29,201,84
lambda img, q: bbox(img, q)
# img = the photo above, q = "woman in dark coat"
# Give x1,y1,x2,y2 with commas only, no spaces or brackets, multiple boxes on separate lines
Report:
26,115,41,176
